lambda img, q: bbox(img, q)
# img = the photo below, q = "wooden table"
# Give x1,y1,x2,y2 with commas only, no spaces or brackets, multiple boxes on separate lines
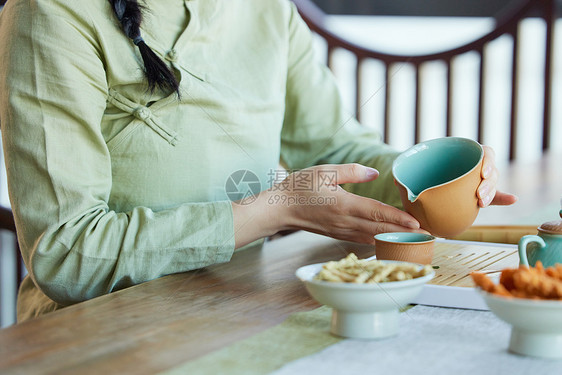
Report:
0,231,520,375
0,153,558,374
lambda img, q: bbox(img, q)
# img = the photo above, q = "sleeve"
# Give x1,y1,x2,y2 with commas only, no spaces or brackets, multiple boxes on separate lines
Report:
0,1,235,305
279,2,402,209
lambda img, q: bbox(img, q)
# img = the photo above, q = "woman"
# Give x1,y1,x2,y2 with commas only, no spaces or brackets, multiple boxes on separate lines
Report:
0,0,515,321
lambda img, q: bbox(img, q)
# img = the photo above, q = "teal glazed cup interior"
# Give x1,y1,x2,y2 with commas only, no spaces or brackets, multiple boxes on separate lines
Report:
392,137,484,238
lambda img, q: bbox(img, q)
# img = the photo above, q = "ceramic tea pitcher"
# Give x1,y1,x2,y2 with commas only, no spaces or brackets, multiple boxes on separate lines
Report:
392,137,483,237
519,210,562,267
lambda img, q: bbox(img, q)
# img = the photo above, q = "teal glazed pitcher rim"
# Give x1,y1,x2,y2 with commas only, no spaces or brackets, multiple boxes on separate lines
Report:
392,137,484,203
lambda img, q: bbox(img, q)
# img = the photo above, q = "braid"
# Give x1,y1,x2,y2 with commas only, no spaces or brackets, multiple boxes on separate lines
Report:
109,0,180,96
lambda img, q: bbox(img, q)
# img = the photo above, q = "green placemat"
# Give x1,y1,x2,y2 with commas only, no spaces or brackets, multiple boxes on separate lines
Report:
160,305,414,375
159,306,340,375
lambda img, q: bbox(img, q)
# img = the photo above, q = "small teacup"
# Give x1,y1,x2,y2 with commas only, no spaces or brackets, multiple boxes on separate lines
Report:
374,232,436,264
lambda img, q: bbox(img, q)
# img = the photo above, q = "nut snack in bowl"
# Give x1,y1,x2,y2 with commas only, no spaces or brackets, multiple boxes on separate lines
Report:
296,254,434,339
471,262,562,359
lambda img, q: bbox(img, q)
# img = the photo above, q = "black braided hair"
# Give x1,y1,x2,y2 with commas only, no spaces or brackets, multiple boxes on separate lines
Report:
108,0,180,96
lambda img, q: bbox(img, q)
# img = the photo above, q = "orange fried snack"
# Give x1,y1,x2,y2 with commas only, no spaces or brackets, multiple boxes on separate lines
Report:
471,261,562,300
499,268,517,291
546,264,562,282
471,271,511,297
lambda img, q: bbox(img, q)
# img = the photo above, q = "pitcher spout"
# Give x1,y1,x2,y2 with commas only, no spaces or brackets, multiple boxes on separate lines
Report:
407,188,418,203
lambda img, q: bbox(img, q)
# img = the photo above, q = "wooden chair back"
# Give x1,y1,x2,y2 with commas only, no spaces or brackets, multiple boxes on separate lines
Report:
293,0,557,161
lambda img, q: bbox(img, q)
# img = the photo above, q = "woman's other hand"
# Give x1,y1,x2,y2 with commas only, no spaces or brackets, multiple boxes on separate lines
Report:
477,145,518,207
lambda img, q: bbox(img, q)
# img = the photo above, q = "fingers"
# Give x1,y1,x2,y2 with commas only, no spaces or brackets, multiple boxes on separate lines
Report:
356,219,429,239
313,216,429,245
346,195,421,230
481,145,496,179
314,163,379,185
478,145,498,206
477,170,497,207
300,192,426,244
284,164,427,244
478,145,517,207
490,191,518,206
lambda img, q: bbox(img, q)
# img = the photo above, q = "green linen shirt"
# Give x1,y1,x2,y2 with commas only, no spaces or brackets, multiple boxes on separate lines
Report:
0,0,401,322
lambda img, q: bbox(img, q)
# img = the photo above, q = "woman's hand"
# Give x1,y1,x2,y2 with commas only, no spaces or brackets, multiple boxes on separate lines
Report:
477,146,518,207
232,164,426,249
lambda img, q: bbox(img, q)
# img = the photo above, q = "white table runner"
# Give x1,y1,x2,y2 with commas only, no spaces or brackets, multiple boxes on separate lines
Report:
271,305,561,375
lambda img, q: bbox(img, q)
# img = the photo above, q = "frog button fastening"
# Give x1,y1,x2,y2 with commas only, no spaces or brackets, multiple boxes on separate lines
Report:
134,107,151,121
165,49,178,62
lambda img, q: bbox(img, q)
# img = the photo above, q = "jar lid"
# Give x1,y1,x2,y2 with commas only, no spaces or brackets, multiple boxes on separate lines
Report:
539,210,562,234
